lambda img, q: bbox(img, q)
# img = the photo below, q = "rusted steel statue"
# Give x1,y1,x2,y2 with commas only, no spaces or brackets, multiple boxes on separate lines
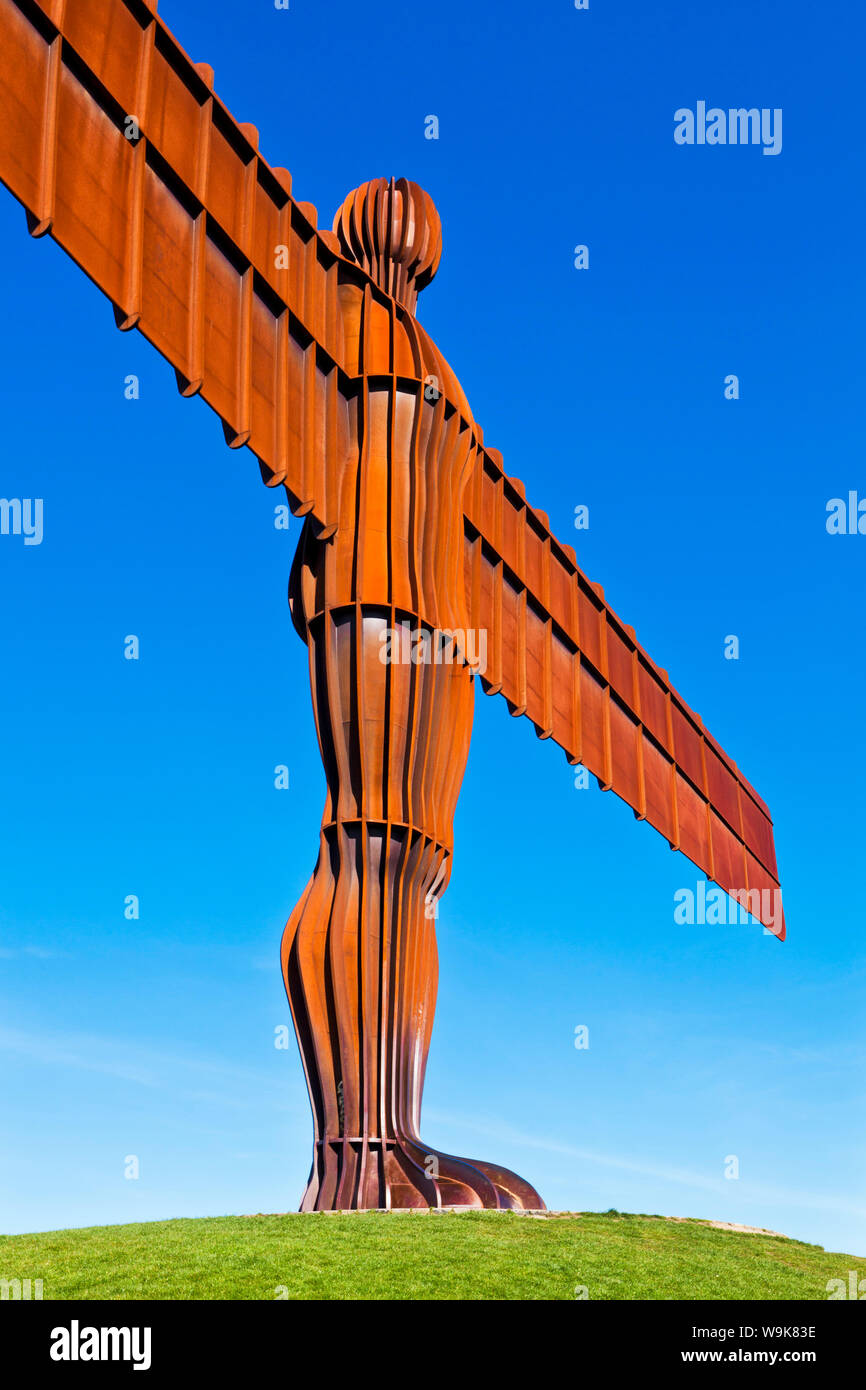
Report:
283,182,546,1210
0,0,784,1212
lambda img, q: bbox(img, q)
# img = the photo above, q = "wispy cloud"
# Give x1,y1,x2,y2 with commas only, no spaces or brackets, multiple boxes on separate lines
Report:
0,1024,295,1111
425,1109,866,1220
0,946,65,960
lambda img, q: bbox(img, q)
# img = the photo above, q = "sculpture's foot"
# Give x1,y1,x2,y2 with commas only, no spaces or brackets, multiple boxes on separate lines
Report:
300,1134,545,1211
403,1136,546,1211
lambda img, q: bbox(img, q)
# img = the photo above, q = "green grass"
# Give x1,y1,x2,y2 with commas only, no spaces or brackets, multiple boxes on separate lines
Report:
2,1211,862,1300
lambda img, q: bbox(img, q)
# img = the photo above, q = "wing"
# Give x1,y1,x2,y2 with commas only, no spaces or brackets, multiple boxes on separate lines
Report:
463,446,785,939
0,0,352,526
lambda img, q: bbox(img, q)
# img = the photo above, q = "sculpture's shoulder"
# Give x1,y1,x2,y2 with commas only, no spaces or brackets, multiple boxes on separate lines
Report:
408,318,475,426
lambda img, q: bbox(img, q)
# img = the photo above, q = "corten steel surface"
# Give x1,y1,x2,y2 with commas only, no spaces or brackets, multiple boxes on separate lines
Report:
0,0,785,1210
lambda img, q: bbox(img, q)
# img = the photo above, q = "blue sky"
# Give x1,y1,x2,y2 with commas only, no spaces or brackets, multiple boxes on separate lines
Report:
1,0,864,1264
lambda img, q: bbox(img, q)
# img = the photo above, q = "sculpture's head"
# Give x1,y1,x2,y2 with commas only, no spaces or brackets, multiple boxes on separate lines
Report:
333,177,442,314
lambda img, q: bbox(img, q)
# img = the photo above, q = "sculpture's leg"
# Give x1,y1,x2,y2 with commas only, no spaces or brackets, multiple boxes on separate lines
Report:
280,529,544,1209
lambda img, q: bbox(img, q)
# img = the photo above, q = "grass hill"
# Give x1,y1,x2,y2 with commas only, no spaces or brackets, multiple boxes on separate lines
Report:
2,1210,862,1301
